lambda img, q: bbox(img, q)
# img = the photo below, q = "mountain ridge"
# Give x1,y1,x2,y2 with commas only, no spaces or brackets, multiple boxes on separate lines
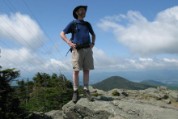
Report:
140,80,166,86
141,79,178,90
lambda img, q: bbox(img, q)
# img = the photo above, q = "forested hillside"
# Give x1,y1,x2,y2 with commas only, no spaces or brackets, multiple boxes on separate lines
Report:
0,66,73,118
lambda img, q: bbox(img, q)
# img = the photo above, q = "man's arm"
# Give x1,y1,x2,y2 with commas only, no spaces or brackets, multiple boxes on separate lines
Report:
60,31,76,48
90,34,96,48
86,22,95,47
91,34,96,45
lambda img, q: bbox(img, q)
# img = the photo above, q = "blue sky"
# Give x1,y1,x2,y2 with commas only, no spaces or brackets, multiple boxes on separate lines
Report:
1,0,178,83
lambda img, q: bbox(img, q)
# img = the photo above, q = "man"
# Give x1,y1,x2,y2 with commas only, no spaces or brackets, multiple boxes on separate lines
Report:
60,5,96,103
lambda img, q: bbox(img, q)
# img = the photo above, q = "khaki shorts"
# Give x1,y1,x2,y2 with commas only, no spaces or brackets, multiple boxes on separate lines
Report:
72,48,94,71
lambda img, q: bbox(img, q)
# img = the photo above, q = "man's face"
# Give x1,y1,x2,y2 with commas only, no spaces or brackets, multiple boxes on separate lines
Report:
76,7,86,18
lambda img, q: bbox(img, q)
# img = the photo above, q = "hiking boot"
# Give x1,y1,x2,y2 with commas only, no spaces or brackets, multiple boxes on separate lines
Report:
84,89,94,102
72,90,79,103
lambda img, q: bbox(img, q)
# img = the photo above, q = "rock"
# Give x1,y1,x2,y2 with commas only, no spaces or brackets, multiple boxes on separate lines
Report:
62,87,178,119
41,87,178,119
121,92,129,97
62,100,112,119
45,110,63,119
169,91,178,101
62,97,178,119
157,86,167,91
163,99,171,104
27,112,52,119
89,86,105,93
144,88,158,93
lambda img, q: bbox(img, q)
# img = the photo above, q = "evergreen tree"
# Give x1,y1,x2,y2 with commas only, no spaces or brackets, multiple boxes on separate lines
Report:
0,66,26,119
16,72,73,112
0,66,72,118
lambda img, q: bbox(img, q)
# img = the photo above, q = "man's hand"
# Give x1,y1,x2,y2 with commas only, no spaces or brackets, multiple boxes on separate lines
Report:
60,31,76,48
67,41,76,49
90,43,94,49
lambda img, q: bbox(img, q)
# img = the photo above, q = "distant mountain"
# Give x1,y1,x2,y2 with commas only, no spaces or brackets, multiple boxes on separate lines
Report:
140,80,166,86
92,76,154,91
140,80,178,90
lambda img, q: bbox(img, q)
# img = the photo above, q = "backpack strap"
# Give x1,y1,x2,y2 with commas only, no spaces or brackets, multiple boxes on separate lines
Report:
71,20,90,33
71,20,77,34
70,20,90,42
66,20,90,56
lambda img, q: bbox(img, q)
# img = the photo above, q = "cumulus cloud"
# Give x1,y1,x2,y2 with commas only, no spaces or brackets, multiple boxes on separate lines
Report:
0,47,71,76
0,12,64,77
93,48,178,71
97,6,178,55
0,12,46,50
1,9,178,78
1,46,178,78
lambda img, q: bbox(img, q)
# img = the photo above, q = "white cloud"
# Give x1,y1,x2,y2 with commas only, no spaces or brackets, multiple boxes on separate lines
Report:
93,48,178,71
1,9,178,78
0,47,71,77
93,47,124,70
1,46,178,78
163,58,178,64
0,12,46,50
44,59,71,72
0,12,64,77
97,6,178,55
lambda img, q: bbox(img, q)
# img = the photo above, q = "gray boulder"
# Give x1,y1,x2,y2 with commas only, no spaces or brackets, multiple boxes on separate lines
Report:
45,110,63,119
62,87,178,119
62,97,178,119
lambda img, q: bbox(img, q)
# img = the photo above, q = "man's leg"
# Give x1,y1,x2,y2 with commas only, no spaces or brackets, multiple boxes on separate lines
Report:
73,71,79,91
72,71,79,103
83,70,89,90
83,70,94,101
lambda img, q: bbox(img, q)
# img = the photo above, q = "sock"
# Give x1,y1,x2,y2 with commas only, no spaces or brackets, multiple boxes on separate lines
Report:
83,85,88,90
73,86,78,91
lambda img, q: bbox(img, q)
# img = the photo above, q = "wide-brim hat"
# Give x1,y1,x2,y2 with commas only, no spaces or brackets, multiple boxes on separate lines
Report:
73,5,87,19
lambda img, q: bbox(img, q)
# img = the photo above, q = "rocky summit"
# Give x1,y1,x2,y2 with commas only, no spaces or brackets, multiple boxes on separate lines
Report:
44,86,178,119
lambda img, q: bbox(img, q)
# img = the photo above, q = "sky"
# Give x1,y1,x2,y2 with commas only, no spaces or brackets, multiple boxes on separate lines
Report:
1,0,178,83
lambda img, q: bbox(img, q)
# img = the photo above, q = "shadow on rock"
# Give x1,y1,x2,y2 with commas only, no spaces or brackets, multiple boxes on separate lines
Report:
94,96,114,101
63,105,112,119
27,112,53,119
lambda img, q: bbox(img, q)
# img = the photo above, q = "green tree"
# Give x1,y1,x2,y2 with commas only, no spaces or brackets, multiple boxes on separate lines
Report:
0,66,26,119
17,72,73,112
16,79,34,108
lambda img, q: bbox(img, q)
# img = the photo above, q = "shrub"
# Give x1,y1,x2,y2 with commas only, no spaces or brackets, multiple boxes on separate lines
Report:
112,90,120,96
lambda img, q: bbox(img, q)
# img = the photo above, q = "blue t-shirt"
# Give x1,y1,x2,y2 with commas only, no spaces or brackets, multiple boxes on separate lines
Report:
63,20,95,45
